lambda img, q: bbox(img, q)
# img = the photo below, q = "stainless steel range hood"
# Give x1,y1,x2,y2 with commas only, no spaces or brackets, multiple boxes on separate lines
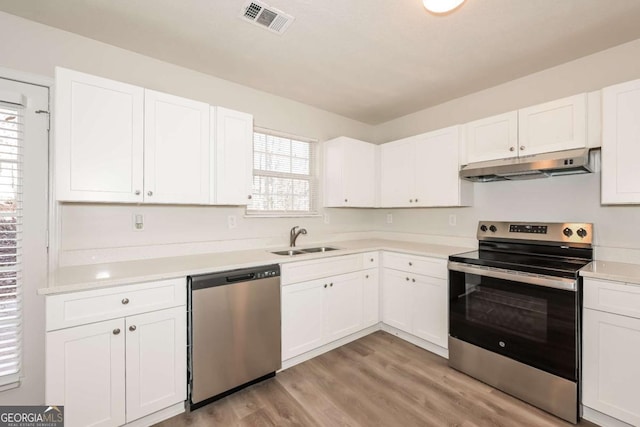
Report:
459,148,593,182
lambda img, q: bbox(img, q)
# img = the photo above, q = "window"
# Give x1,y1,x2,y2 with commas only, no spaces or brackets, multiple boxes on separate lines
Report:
0,101,22,386
247,129,318,215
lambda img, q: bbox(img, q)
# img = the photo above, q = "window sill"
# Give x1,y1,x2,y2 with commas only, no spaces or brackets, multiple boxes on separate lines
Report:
0,379,20,392
244,213,321,219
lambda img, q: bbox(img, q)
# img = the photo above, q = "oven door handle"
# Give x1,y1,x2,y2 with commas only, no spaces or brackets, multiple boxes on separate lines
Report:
447,261,577,292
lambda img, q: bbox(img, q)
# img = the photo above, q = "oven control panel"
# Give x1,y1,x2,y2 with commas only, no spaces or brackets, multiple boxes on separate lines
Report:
477,221,593,244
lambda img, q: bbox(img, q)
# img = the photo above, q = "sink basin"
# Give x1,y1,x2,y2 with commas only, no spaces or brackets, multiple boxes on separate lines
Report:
271,249,306,256
300,247,339,253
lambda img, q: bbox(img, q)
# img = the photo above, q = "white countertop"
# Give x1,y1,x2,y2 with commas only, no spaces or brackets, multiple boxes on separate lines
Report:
580,260,640,286
42,239,472,295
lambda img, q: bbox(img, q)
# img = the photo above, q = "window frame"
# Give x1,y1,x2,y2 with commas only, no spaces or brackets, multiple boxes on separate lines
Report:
246,127,320,217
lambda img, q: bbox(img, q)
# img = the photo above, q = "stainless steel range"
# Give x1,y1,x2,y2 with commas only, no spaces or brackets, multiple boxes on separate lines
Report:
448,221,593,424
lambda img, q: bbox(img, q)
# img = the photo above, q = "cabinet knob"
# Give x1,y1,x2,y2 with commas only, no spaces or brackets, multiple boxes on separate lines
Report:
248,195,252,200
409,262,413,266
412,278,416,283
510,147,515,152
370,258,374,262
121,298,129,305
365,275,369,279
324,284,327,288
520,146,525,151
415,199,418,203
135,190,141,195
113,328,121,335
409,199,413,203
406,277,410,281
344,198,348,202
330,283,333,287
129,325,137,332
147,191,153,196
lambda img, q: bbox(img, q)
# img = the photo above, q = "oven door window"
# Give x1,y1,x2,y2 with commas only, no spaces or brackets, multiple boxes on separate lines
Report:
449,271,577,381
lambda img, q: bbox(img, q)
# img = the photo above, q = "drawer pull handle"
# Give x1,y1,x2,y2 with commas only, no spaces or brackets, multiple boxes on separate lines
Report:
121,298,130,305
113,328,121,335
129,325,137,332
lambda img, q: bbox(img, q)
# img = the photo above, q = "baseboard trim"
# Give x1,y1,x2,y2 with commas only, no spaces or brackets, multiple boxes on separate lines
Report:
380,324,448,359
582,406,634,427
124,402,185,427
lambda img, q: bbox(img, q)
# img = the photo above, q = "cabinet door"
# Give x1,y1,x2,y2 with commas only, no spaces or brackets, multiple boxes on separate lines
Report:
363,268,380,327
414,126,467,207
518,93,586,156
343,139,377,207
281,279,326,360
411,274,448,348
381,269,412,333
602,79,640,204
583,309,640,426
465,111,518,163
46,319,126,427
211,107,254,205
144,90,210,204
380,139,413,207
323,138,346,207
55,67,144,202
125,307,186,422
324,272,364,343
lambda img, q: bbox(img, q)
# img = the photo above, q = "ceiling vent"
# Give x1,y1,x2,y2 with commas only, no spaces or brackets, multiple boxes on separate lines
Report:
240,1,294,35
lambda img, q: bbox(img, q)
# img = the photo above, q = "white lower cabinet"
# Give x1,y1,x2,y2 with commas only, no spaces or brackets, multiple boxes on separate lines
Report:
363,268,380,327
382,253,448,349
46,280,187,427
583,278,640,426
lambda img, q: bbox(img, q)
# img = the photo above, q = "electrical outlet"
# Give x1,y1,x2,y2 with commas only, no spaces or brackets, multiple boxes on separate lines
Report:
449,214,457,226
386,213,393,224
227,215,237,229
324,213,330,224
133,213,144,231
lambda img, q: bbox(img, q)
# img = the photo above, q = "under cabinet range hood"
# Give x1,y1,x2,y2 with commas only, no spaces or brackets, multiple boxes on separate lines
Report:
459,148,593,182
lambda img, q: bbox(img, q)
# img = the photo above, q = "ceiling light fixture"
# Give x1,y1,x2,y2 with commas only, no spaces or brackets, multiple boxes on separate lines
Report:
423,0,466,14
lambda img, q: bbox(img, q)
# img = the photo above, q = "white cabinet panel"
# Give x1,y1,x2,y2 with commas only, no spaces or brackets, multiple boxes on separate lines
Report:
363,268,380,327
518,93,586,156
144,90,210,204
282,279,326,360
602,79,640,204
380,138,413,207
583,309,640,426
382,268,412,332
211,107,254,205
46,319,126,427
55,67,144,202
465,111,518,163
324,272,364,343
323,137,377,207
125,307,186,422
412,274,447,348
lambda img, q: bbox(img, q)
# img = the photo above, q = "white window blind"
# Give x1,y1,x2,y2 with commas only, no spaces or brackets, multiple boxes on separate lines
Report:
0,100,22,386
247,129,318,215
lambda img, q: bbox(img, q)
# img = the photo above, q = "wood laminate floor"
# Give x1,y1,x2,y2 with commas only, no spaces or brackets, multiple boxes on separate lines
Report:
156,331,599,427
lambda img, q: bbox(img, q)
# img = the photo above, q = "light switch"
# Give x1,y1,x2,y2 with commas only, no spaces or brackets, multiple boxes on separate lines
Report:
386,213,393,224
133,213,144,231
227,215,237,229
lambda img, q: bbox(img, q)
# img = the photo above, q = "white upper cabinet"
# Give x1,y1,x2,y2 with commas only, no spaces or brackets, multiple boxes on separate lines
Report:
601,79,640,204
144,90,210,204
463,93,588,164
465,111,518,163
380,126,472,207
211,107,254,205
518,93,586,156
55,67,144,202
324,137,377,207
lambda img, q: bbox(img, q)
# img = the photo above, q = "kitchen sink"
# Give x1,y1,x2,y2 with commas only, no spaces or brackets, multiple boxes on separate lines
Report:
300,247,339,253
271,249,306,256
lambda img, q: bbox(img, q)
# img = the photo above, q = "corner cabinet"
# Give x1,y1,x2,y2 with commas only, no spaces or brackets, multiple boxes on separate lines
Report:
464,93,587,164
55,67,145,203
380,125,472,207
45,279,187,427
601,79,640,204
583,278,640,426
210,107,254,205
323,137,377,207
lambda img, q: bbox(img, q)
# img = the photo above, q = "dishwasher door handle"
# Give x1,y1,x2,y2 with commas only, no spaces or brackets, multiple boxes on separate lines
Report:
226,273,256,283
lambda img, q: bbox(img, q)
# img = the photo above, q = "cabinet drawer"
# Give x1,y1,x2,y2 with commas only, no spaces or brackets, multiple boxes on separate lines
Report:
362,251,379,268
281,254,364,285
46,278,187,331
382,252,447,279
584,278,640,319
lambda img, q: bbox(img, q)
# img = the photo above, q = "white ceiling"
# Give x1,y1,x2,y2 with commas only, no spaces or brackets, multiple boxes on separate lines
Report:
2,0,640,124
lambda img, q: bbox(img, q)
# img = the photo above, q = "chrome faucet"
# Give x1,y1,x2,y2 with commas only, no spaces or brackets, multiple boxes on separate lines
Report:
289,226,307,247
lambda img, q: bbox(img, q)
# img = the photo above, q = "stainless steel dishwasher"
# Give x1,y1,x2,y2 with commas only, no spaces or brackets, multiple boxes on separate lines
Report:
187,264,281,410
